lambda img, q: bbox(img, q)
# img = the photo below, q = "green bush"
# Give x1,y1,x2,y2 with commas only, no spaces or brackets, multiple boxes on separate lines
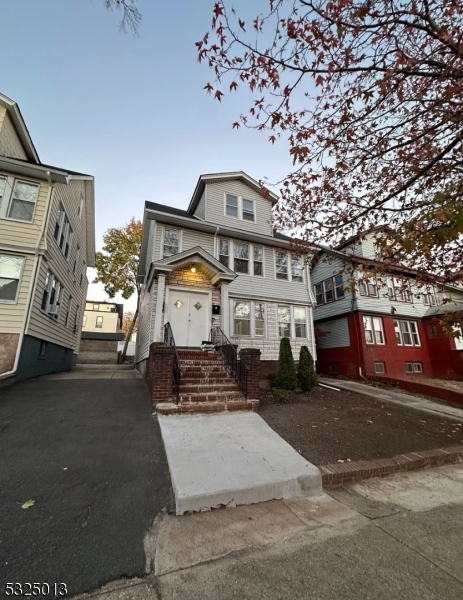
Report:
273,337,297,391
272,388,293,403
297,346,317,392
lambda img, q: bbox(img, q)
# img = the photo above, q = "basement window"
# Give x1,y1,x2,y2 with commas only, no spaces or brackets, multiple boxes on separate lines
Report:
374,362,385,374
405,362,423,373
329,362,339,374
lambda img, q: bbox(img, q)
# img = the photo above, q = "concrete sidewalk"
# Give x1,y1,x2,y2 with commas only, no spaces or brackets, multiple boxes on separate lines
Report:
43,364,141,380
158,411,322,514
75,464,463,600
320,377,463,420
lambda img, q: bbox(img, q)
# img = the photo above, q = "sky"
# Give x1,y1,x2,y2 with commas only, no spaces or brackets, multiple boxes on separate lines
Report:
2,0,294,312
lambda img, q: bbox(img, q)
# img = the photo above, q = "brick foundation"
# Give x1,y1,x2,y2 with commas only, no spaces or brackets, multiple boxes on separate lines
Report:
148,343,175,411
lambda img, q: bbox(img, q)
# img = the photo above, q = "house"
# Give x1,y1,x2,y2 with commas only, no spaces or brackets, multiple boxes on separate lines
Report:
311,230,463,380
135,172,317,410
82,300,123,333
0,93,95,383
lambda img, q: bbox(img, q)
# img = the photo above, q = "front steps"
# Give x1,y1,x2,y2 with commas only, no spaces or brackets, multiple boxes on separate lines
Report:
156,349,259,415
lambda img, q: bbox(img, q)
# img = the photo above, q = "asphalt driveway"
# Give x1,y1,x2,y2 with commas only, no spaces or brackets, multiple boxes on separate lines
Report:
0,367,173,598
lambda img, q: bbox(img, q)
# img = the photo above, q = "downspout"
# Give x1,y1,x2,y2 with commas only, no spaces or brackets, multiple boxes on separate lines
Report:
0,172,54,380
306,263,317,363
214,226,220,259
351,265,367,380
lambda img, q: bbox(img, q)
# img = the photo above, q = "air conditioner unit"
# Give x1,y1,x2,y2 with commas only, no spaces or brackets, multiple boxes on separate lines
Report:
48,305,59,315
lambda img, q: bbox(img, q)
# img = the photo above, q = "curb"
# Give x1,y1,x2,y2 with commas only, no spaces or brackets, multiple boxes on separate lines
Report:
320,444,463,488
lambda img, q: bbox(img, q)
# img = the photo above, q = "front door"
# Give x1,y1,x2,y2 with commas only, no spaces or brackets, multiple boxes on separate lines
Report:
167,289,210,347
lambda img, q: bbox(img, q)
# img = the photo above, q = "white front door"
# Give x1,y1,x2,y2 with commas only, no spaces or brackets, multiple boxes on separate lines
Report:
167,289,210,347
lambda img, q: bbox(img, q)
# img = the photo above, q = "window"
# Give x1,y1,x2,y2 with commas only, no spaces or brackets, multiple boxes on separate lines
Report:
0,177,6,209
0,255,24,303
74,246,80,274
329,363,339,374
363,316,385,344
275,252,288,280
83,314,87,327
278,306,291,338
315,275,344,305
422,287,437,306
294,307,307,338
242,198,255,221
234,301,251,335
96,316,103,328
233,300,266,337
233,243,249,274
375,362,386,374
388,278,412,302
74,305,80,332
452,326,463,350
405,362,423,373
41,271,63,318
255,303,265,336
225,193,255,221
163,228,180,258
358,275,378,297
291,255,303,282
6,180,39,222
225,194,238,218
219,239,229,268
54,205,73,259
78,197,84,219
428,324,438,338
65,296,72,326
93,304,99,311
394,320,420,346
253,246,263,276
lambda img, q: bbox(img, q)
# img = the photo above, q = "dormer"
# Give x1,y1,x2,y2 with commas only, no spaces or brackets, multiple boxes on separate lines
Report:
187,171,279,237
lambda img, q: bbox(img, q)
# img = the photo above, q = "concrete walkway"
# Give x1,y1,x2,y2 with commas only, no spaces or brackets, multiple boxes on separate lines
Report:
43,364,141,380
158,411,322,514
320,377,463,421
75,464,463,599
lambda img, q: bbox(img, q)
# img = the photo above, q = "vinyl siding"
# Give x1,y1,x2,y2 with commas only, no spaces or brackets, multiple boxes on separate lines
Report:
0,108,28,160
312,255,353,320
195,189,206,220
26,180,89,351
205,180,273,236
316,318,350,349
136,284,154,362
360,235,376,259
0,253,35,334
0,174,50,248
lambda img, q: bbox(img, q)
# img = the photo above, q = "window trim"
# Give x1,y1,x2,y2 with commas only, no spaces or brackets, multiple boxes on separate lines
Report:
223,192,256,222
405,362,423,373
41,270,64,319
314,274,344,305
231,299,267,338
96,316,104,328
219,239,265,276
363,316,385,345
277,304,308,339
161,226,182,259
274,251,305,283
387,277,412,303
0,176,40,223
394,319,421,347
374,362,386,374
0,254,25,304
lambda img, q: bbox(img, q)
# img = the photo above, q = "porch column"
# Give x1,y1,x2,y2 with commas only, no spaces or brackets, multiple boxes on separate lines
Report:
153,273,166,342
220,282,229,337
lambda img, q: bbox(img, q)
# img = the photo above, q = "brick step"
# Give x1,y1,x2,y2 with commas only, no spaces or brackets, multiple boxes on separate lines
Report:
181,366,230,376
179,359,226,367
179,383,240,394
179,391,244,403
177,352,221,360
156,399,260,415
181,376,234,384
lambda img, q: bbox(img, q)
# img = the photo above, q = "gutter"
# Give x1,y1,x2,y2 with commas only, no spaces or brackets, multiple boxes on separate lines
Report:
0,172,54,380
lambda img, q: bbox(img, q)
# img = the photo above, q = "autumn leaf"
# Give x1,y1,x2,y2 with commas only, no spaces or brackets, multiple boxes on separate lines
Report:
239,19,245,31
204,82,214,93
22,500,35,510
214,89,224,101
230,81,238,91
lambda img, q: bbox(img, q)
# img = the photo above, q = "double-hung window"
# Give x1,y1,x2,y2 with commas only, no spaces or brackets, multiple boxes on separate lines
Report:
277,305,308,339
96,316,103,328
0,254,24,303
422,287,437,306
233,243,249,274
41,271,63,318
65,296,72,326
163,228,180,258
0,177,40,222
388,278,412,302
225,193,255,221
275,252,304,282
253,247,263,276
363,316,385,344
394,319,420,346
83,314,87,327
358,276,378,297
74,246,80,274
219,239,229,268
314,274,344,305
54,204,73,259
233,300,266,336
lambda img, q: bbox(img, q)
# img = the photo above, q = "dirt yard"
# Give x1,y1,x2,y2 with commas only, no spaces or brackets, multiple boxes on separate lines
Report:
259,386,463,466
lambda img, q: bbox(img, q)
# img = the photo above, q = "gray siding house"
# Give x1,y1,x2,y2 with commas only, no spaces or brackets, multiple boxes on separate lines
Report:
135,172,317,376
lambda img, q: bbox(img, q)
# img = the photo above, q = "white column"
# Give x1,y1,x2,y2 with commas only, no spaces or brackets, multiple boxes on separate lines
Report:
221,282,229,337
153,273,166,342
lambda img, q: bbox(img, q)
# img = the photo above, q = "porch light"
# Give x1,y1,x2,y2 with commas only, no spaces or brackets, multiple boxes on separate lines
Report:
191,266,196,273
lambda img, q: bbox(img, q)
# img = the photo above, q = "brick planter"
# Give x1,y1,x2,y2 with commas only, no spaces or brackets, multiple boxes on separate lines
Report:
148,343,176,411
240,348,261,401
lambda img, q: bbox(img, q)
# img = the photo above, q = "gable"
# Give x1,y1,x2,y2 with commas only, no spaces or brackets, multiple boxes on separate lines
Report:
0,106,28,160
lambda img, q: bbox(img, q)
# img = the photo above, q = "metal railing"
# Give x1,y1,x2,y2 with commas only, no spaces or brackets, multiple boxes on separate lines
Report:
210,326,249,399
164,322,181,402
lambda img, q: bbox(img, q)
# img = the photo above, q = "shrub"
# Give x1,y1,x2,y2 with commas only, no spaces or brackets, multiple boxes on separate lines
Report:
272,388,293,403
297,346,317,392
273,337,297,391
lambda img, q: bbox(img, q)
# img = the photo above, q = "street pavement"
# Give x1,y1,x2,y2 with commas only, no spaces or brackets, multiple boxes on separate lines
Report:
0,368,173,598
75,464,463,600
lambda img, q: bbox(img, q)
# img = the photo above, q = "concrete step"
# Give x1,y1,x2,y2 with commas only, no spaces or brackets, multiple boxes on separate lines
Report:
156,400,259,416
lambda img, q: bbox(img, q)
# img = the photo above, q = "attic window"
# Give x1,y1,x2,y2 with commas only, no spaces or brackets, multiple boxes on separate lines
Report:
242,199,254,221
224,193,256,222
226,194,238,218
163,228,180,258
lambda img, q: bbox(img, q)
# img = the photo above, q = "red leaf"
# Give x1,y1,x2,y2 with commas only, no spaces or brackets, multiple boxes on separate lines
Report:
213,3,224,18
239,19,246,31
230,81,238,91
204,83,214,94
315,75,325,87
215,89,224,101
232,122,240,129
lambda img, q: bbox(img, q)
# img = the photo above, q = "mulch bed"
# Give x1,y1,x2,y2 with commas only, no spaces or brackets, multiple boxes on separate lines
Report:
259,386,463,466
